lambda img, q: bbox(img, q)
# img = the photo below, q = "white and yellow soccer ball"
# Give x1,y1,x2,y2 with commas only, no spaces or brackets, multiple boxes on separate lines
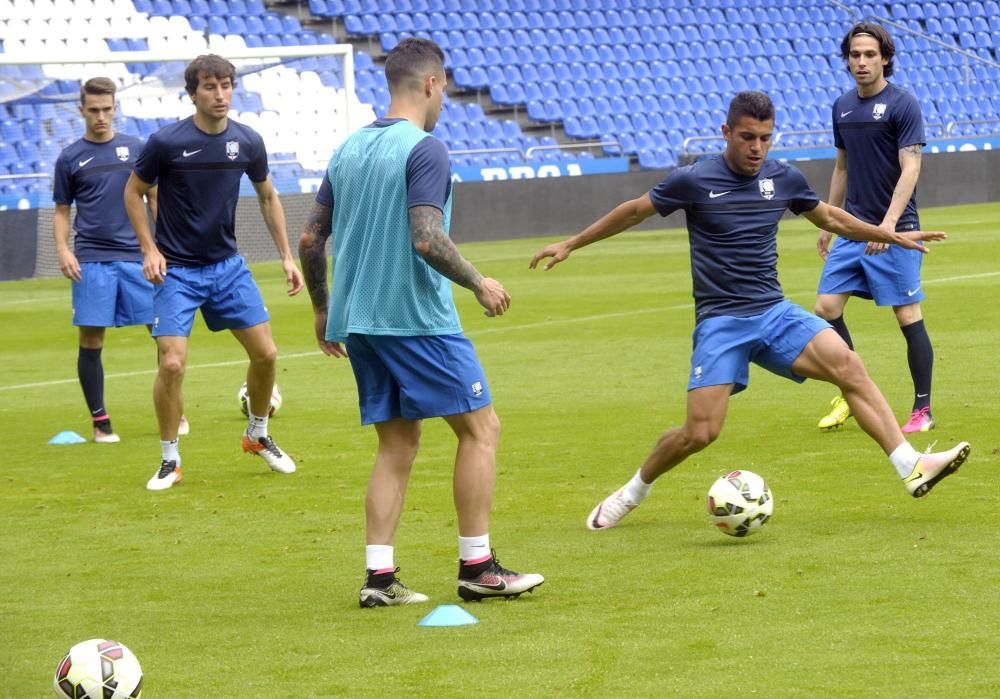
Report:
53,638,143,699
238,382,283,417
707,470,773,537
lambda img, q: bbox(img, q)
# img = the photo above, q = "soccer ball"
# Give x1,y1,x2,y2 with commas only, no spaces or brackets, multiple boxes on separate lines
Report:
706,470,774,537
53,638,143,699
238,381,282,417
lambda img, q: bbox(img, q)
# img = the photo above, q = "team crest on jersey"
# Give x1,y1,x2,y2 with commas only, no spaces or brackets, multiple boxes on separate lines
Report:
759,177,775,200
225,140,240,160
115,146,130,161
873,103,887,120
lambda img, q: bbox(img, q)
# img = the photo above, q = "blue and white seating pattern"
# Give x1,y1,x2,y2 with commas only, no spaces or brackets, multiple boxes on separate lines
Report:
318,0,999,169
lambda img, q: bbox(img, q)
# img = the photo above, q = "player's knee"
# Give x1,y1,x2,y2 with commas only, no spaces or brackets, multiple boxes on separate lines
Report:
158,354,186,379
813,300,837,319
682,423,719,453
466,408,500,452
248,343,278,367
833,349,869,389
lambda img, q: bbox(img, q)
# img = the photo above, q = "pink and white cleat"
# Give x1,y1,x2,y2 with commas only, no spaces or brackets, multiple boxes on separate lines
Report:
586,487,639,530
902,406,935,433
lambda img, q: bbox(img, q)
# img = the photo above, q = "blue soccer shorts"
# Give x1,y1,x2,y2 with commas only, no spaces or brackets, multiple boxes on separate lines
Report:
818,237,925,306
151,255,269,337
345,333,492,425
688,300,831,395
72,261,154,328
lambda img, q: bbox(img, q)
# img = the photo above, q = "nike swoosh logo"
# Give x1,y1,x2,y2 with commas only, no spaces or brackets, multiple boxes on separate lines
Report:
708,190,731,199
182,149,202,158
78,157,95,167
841,110,853,117
467,579,507,591
916,393,928,398
906,288,920,296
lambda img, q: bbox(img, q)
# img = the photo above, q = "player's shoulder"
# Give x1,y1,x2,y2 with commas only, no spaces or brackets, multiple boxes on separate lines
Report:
886,82,921,107
225,117,264,142
762,158,807,184
412,132,447,156
114,132,145,147
56,137,88,162
146,117,189,146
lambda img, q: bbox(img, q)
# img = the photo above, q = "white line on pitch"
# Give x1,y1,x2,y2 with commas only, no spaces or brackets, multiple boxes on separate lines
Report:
1,271,997,392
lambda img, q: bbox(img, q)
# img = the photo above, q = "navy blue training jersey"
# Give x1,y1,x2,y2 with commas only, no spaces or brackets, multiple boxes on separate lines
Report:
315,118,451,211
52,133,144,263
833,82,924,230
133,116,269,267
649,156,821,321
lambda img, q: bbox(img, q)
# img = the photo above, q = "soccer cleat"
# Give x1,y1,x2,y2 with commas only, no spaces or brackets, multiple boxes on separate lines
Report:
93,426,120,444
359,569,429,608
818,395,852,431
177,416,190,436
457,550,544,601
242,433,296,473
146,460,182,491
903,441,970,498
586,487,638,530
901,406,935,433
93,418,120,443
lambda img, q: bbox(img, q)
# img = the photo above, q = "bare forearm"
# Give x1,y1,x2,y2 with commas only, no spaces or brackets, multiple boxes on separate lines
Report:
298,203,332,312
410,205,483,290
813,204,893,243
259,196,293,261
883,146,922,228
828,166,847,209
565,195,655,252
53,207,72,251
124,187,157,253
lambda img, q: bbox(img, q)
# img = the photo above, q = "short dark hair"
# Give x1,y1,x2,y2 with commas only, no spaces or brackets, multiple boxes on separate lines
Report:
384,37,445,92
726,91,775,127
184,54,237,95
80,77,116,104
841,22,895,77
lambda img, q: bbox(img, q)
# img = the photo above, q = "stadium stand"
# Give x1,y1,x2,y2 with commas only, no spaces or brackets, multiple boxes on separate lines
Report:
0,0,997,201
321,0,999,169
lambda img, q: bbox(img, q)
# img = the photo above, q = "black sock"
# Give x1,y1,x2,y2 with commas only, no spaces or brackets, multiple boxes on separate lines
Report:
901,319,933,411
365,569,396,588
459,558,492,579
827,314,855,351
78,347,108,422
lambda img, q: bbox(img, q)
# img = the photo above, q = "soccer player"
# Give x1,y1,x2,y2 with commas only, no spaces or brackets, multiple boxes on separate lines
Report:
529,92,971,532
124,54,303,491
814,22,936,434
298,38,543,606
54,77,189,443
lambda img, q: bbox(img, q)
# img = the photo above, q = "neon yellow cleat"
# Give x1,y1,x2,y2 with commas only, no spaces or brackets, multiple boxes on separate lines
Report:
818,395,852,431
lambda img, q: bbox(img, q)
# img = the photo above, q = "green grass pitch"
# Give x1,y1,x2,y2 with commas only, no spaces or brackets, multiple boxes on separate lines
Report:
2,202,998,697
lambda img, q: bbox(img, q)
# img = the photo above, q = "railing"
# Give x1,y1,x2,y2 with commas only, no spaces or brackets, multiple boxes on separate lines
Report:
525,141,619,160
827,0,1000,85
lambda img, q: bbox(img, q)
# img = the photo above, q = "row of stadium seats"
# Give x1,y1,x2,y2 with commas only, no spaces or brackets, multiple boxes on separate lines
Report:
0,0,580,189
316,0,1000,163
134,0,267,15
1,0,998,195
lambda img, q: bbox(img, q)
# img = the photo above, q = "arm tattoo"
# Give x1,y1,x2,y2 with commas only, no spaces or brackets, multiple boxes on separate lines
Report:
298,203,333,311
900,144,923,160
409,205,483,291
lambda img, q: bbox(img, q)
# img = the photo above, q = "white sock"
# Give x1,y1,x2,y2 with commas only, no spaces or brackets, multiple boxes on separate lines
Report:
365,545,394,572
459,534,491,562
160,439,179,465
247,411,268,441
623,469,653,504
889,441,921,478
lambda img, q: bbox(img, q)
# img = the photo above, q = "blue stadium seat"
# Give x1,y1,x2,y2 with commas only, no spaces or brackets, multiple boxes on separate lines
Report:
208,16,228,34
